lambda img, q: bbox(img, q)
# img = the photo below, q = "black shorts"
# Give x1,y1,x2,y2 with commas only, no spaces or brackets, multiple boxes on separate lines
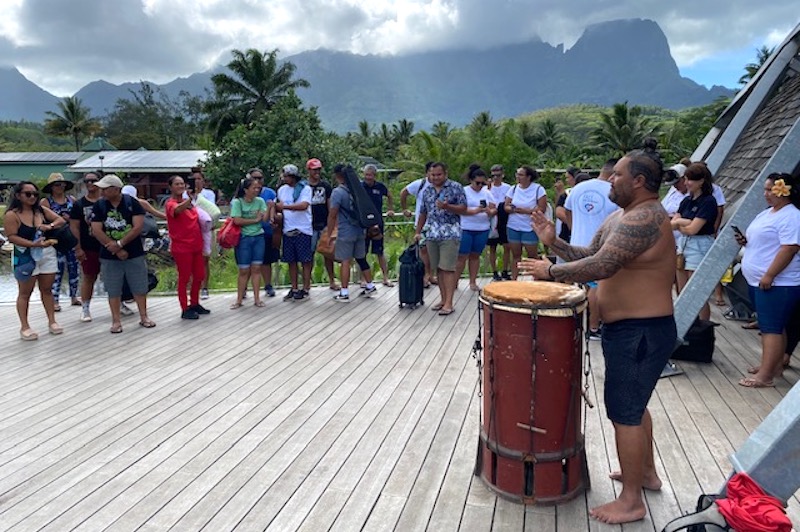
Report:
263,233,280,264
601,315,676,425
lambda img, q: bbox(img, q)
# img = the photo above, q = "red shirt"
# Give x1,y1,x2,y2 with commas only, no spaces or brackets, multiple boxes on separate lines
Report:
166,198,202,254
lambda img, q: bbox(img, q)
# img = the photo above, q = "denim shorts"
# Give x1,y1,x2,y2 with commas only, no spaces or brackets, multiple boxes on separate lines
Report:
601,315,676,425
459,229,490,255
507,228,539,245
234,234,265,268
679,234,714,271
749,284,800,334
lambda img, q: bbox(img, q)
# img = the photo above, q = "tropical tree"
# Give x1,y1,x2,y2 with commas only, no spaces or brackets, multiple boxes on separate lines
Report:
203,91,357,195
206,48,309,140
526,118,567,153
739,46,775,86
590,102,657,156
44,96,101,151
391,119,415,145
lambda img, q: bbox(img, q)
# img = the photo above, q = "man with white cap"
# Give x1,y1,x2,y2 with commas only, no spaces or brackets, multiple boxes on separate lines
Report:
91,174,156,332
275,164,313,301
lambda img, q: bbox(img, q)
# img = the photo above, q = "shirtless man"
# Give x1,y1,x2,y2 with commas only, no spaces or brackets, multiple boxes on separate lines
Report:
520,140,677,524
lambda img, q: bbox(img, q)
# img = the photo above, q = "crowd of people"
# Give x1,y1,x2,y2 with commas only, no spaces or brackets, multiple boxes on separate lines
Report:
3,143,799,526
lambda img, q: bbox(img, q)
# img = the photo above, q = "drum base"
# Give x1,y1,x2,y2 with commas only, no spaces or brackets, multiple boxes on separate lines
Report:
475,434,590,505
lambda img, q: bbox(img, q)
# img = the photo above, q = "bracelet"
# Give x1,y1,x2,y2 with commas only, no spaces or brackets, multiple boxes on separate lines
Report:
548,264,554,279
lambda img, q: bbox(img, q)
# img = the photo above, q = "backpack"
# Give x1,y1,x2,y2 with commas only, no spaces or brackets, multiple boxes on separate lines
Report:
340,165,381,229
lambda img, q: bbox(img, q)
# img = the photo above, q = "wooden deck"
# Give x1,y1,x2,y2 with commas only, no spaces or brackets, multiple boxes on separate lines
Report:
0,281,797,531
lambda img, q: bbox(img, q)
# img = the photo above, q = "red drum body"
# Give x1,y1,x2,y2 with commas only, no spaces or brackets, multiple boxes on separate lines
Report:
477,281,589,504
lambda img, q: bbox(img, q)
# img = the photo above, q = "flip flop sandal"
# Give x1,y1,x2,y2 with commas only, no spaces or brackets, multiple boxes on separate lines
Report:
254,301,266,307
741,322,759,330
230,302,243,310
139,319,156,328
49,323,64,335
431,303,444,311
438,308,454,316
110,324,123,334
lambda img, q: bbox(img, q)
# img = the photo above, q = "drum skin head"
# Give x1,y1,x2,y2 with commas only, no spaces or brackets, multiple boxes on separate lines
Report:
481,281,586,308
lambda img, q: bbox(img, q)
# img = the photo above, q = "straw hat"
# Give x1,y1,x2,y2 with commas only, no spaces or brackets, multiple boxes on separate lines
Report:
42,172,74,193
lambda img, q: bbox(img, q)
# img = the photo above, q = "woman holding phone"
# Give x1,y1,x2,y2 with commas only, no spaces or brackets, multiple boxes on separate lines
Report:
457,165,496,290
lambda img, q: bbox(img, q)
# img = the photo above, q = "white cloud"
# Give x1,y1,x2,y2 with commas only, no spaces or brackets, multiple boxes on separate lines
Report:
1,0,798,95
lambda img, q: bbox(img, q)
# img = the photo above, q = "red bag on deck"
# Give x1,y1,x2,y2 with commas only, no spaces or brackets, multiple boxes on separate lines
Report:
217,218,241,249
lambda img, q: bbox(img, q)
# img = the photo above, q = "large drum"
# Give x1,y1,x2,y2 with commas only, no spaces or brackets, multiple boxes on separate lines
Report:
476,280,589,504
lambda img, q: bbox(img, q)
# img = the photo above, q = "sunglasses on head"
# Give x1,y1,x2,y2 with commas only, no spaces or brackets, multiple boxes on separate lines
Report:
22,191,39,198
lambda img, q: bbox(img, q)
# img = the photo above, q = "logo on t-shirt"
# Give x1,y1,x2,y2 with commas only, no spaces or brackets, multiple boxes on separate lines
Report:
310,186,326,205
579,190,606,216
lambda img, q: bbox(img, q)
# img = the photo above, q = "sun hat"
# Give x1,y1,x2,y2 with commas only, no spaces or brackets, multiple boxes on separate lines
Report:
42,172,74,193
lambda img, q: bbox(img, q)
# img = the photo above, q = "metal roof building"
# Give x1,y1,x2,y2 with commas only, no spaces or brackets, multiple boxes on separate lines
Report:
0,152,86,184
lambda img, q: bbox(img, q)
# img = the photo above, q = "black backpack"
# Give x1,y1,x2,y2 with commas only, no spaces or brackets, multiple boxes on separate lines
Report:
340,165,381,229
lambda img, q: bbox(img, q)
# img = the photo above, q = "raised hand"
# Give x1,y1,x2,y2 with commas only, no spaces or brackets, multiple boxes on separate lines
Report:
530,211,556,246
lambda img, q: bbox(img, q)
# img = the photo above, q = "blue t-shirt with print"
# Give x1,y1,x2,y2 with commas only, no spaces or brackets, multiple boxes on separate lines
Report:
420,179,467,241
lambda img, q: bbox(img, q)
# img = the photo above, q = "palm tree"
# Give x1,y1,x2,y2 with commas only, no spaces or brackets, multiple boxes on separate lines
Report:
591,102,657,156
739,46,775,86
431,121,453,142
207,48,309,139
44,96,101,151
528,119,567,153
391,119,415,146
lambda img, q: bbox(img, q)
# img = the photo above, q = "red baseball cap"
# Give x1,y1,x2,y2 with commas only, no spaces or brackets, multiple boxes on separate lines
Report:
306,158,322,170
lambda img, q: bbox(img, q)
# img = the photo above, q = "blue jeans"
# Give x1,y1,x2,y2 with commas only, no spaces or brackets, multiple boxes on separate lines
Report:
234,234,266,267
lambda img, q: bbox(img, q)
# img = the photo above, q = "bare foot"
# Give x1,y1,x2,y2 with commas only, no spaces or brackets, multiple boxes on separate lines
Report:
609,471,662,491
590,499,647,524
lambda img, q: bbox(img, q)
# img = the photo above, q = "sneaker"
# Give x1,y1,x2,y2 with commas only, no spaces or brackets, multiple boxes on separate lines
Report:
120,302,135,316
293,289,309,301
265,285,276,297
359,286,378,297
501,271,512,280
283,290,296,301
588,329,602,341
189,304,211,315
80,309,92,322
492,271,502,281
181,309,200,320
333,293,350,303
200,288,209,300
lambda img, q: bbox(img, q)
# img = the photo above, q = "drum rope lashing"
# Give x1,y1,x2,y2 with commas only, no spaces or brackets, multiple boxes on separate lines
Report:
529,311,539,459
581,303,594,442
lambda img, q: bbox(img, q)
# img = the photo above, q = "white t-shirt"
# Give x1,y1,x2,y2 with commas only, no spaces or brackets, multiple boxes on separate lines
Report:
661,186,689,246
277,184,313,236
565,179,619,246
460,185,493,231
741,205,800,287
487,182,510,206
405,178,429,224
505,183,545,232
712,184,726,207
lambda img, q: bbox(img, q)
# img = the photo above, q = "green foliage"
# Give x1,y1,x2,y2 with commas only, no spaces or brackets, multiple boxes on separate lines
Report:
206,48,310,141
590,102,659,157
0,120,74,151
203,92,358,195
739,46,775,86
103,83,205,150
43,96,101,151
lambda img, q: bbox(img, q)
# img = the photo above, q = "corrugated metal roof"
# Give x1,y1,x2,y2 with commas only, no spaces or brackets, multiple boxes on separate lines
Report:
0,152,84,163
68,150,207,172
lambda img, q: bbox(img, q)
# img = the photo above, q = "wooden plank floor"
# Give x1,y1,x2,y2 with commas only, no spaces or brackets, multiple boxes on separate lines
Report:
0,281,797,531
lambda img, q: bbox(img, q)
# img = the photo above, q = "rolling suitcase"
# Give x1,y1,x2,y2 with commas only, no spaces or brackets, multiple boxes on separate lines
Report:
398,244,425,308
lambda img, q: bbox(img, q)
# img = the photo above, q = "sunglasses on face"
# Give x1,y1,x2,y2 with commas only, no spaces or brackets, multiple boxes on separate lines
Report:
84,179,98,184
473,181,486,186
22,191,39,198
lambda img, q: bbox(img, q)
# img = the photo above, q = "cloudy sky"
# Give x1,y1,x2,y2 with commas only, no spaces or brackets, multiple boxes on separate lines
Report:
0,0,798,96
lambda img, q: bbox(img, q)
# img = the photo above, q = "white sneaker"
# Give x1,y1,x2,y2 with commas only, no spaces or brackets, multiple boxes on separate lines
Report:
120,302,135,316
80,309,92,322
200,288,209,300
359,286,378,297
